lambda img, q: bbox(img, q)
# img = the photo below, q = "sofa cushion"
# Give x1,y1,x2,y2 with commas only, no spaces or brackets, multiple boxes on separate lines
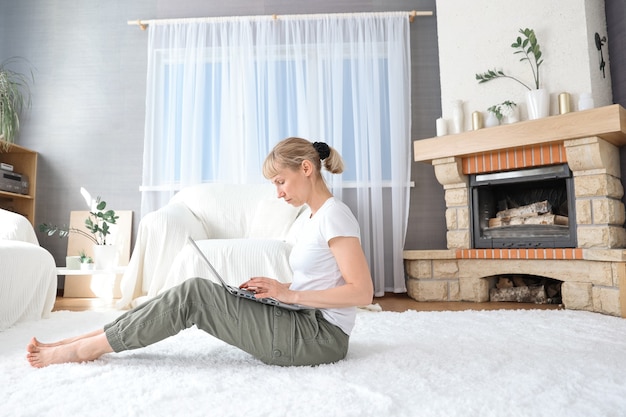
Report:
248,198,302,239
170,183,278,239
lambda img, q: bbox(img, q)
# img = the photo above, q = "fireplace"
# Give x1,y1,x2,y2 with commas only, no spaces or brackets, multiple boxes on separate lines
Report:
470,164,576,249
405,105,626,318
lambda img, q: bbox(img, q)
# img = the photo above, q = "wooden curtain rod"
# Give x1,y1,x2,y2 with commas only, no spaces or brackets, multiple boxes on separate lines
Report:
127,10,433,30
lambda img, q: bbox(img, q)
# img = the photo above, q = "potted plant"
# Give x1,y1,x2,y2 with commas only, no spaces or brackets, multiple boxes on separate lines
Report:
486,100,518,126
40,197,120,269
0,57,33,149
40,196,118,245
79,250,94,270
475,28,548,120
485,105,502,127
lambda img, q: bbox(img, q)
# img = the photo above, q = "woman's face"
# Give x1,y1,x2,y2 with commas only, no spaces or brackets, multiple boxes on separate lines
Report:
270,162,312,207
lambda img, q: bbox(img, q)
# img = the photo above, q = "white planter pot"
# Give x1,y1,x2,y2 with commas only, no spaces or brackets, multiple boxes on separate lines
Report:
503,106,519,124
93,244,119,270
526,89,550,120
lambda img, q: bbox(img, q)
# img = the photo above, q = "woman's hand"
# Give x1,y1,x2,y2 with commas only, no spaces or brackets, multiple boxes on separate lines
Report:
240,278,293,302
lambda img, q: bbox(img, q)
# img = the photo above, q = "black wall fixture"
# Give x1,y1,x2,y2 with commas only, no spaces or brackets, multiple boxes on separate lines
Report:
595,32,607,78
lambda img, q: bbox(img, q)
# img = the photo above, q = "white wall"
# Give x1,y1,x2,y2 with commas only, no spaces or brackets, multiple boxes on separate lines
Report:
436,0,612,131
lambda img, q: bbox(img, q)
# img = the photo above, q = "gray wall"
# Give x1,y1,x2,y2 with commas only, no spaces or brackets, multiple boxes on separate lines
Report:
0,0,444,287
605,0,626,202
606,0,625,107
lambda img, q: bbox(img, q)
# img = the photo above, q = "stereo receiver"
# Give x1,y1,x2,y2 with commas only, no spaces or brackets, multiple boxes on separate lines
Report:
0,168,29,195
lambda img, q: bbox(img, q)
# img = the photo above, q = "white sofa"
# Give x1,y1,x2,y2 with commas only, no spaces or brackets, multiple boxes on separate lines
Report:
117,183,306,309
0,209,57,331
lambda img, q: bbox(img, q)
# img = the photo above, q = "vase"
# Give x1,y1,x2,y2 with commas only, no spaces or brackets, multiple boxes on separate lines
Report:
93,244,119,270
526,89,550,120
451,100,464,134
484,112,499,128
578,93,594,111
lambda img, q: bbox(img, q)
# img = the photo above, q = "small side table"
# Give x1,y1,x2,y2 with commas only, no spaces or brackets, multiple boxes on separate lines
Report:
57,266,127,299
57,266,127,276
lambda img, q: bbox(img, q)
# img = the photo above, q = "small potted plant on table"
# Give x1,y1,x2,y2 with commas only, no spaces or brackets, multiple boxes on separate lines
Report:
79,250,94,270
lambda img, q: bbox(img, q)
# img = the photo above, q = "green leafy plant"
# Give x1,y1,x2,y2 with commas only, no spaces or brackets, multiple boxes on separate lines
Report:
39,197,119,245
487,100,517,123
0,57,33,148
476,28,544,91
79,250,93,264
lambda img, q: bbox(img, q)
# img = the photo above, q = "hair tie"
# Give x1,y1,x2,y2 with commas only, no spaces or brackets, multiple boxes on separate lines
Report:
313,142,331,160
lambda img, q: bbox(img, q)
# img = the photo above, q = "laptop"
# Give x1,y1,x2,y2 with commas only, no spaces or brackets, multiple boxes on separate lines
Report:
187,237,312,311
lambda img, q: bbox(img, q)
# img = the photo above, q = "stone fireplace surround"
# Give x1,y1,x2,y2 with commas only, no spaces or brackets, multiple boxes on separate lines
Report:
404,105,626,317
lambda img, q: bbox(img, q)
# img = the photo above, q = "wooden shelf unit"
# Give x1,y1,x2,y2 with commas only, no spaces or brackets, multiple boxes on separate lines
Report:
0,143,37,226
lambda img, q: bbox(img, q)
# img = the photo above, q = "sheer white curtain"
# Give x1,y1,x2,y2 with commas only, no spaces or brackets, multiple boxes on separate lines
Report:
141,12,411,295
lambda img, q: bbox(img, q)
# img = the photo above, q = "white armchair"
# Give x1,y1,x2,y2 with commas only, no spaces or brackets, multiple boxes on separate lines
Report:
117,183,306,309
0,209,57,331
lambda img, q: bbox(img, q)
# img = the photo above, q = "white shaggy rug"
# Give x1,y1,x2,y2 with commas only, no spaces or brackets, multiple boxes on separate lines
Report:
1,308,626,417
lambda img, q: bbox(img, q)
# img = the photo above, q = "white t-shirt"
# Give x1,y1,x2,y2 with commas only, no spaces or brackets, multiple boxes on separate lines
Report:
288,197,360,335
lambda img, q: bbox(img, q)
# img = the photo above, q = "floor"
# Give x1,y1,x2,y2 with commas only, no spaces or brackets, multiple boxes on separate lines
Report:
53,292,561,313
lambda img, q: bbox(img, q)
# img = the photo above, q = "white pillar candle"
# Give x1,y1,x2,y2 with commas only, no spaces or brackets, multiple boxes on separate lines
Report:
436,118,448,136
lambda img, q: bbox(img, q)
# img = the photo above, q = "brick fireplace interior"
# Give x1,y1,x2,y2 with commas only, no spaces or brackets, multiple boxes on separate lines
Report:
404,104,626,317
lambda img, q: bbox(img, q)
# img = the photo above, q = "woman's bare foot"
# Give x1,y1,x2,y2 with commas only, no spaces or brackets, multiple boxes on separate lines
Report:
26,333,114,368
30,329,105,348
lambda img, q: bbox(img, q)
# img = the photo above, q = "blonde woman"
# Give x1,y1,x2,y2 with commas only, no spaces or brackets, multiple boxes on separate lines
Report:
27,137,373,368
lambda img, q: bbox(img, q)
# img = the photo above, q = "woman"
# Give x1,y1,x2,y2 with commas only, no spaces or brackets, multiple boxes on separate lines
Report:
27,137,373,368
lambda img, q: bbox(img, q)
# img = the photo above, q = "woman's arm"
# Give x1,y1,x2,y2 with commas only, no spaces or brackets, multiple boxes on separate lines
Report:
241,236,373,308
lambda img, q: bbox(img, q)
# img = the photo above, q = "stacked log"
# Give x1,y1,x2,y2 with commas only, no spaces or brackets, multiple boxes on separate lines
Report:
487,200,568,228
489,275,562,304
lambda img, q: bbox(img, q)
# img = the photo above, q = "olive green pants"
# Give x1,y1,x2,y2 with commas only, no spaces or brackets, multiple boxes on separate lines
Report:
104,277,349,366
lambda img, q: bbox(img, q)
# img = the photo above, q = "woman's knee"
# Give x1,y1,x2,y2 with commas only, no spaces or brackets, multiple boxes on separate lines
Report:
175,277,223,302
181,276,205,288
178,276,213,292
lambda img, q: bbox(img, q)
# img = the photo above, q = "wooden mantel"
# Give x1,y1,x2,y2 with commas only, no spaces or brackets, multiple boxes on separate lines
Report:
414,104,626,163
